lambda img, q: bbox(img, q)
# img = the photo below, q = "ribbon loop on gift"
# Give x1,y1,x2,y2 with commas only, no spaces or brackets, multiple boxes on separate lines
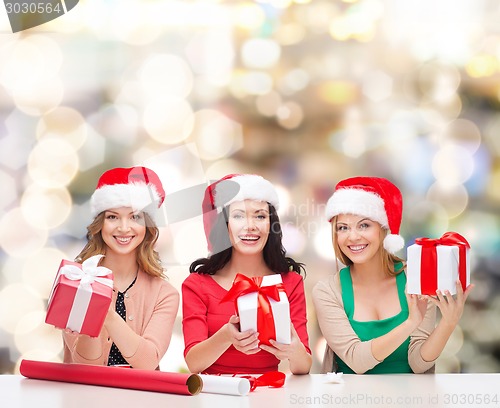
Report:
221,273,285,346
61,255,113,290
415,232,470,294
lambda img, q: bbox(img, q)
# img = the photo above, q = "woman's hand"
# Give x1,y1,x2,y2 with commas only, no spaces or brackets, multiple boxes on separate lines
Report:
406,293,428,329
224,315,260,355
418,280,474,363
259,324,304,361
426,280,474,328
259,324,311,374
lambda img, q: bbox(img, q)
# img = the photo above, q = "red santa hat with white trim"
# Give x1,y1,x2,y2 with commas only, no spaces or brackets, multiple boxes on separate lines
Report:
202,174,279,252
90,166,165,225
325,176,404,254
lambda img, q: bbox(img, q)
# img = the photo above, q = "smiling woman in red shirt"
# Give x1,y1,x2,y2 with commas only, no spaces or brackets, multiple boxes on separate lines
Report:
182,174,311,375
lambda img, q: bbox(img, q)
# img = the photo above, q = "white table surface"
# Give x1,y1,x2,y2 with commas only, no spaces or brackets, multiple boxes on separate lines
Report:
2,373,499,408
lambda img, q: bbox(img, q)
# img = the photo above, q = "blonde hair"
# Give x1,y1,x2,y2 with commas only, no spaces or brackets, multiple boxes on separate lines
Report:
76,212,165,279
331,215,405,277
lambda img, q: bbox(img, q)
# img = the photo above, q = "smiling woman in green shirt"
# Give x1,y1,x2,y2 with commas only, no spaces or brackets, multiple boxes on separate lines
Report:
313,176,473,374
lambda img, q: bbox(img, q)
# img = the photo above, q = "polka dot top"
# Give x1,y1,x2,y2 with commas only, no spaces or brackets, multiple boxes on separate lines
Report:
107,276,137,366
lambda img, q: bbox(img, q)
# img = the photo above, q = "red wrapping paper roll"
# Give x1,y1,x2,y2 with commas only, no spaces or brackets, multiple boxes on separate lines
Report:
20,360,202,395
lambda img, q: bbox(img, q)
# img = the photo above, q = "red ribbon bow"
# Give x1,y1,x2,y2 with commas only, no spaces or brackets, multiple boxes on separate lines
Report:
239,371,286,391
415,232,470,294
212,371,286,392
221,273,284,346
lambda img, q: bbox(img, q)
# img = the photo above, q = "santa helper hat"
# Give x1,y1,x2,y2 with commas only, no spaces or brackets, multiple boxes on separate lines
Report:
325,176,405,254
202,174,280,252
90,166,166,224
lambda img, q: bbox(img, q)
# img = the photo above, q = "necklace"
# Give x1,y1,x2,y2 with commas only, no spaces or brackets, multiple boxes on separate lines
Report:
115,266,139,293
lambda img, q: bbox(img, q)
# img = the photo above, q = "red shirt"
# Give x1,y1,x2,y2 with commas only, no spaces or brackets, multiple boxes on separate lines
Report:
182,271,310,374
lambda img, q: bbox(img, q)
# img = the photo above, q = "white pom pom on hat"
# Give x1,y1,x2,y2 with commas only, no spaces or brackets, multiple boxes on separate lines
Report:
325,176,404,254
90,166,165,224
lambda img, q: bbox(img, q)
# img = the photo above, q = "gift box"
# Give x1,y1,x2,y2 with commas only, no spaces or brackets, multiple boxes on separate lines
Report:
221,273,291,346
45,255,113,337
407,232,470,295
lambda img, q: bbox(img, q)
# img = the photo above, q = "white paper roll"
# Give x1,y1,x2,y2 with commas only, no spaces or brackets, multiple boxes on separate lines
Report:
200,375,251,396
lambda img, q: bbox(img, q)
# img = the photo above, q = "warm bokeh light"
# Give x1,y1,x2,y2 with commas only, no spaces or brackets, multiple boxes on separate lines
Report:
256,91,282,117
274,185,291,217
0,169,17,211
0,208,48,258
432,145,474,187
362,70,393,102
14,312,63,357
233,2,266,30
36,107,88,150
0,35,62,92
27,139,79,189
21,185,72,230
0,284,44,333
109,0,163,45
276,101,304,129
241,39,281,69
465,54,498,78
319,81,358,105
188,109,243,160
22,248,68,299
231,71,274,97
281,223,306,256
426,182,469,219
204,159,246,181
171,219,207,265
139,54,194,99
142,97,194,144
77,127,106,171
402,201,450,239
313,224,336,261
88,104,140,146
12,78,64,116
440,119,482,153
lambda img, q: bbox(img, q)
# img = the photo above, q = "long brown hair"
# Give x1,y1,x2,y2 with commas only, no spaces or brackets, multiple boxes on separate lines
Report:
331,215,405,276
76,212,165,278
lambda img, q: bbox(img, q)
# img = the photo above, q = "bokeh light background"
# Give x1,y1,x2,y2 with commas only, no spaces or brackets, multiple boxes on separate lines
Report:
1,0,500,375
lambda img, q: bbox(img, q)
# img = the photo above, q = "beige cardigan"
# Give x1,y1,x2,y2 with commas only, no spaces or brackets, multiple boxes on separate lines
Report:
312,272,436,374
63,269,179,370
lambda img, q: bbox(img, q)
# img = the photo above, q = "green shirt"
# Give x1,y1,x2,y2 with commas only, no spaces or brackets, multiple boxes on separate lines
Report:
335,265,412,374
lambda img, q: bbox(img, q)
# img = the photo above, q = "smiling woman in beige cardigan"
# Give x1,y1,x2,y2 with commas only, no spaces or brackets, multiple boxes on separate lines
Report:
62,167,179,370
313,177,473,374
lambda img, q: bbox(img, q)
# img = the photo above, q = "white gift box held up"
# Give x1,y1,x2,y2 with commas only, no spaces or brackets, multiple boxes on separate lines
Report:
237,274,291,345
406,232,471,296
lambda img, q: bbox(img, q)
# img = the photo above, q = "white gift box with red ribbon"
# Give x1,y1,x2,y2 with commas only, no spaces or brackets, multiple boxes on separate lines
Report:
237,274,291,346
45,255,113,337
407,232,471,296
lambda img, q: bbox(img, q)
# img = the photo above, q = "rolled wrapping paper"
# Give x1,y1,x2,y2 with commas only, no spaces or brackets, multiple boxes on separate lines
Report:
19,360,202,396
200,375,251,396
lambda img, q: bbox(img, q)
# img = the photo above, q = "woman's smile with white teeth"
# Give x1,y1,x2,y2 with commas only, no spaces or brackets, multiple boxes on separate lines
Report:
239,235,259,241
115,236,133,244
348,244,367,252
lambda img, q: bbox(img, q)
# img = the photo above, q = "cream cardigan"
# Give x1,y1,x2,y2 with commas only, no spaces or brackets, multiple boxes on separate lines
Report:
63,268,179,370
312,271,437,374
